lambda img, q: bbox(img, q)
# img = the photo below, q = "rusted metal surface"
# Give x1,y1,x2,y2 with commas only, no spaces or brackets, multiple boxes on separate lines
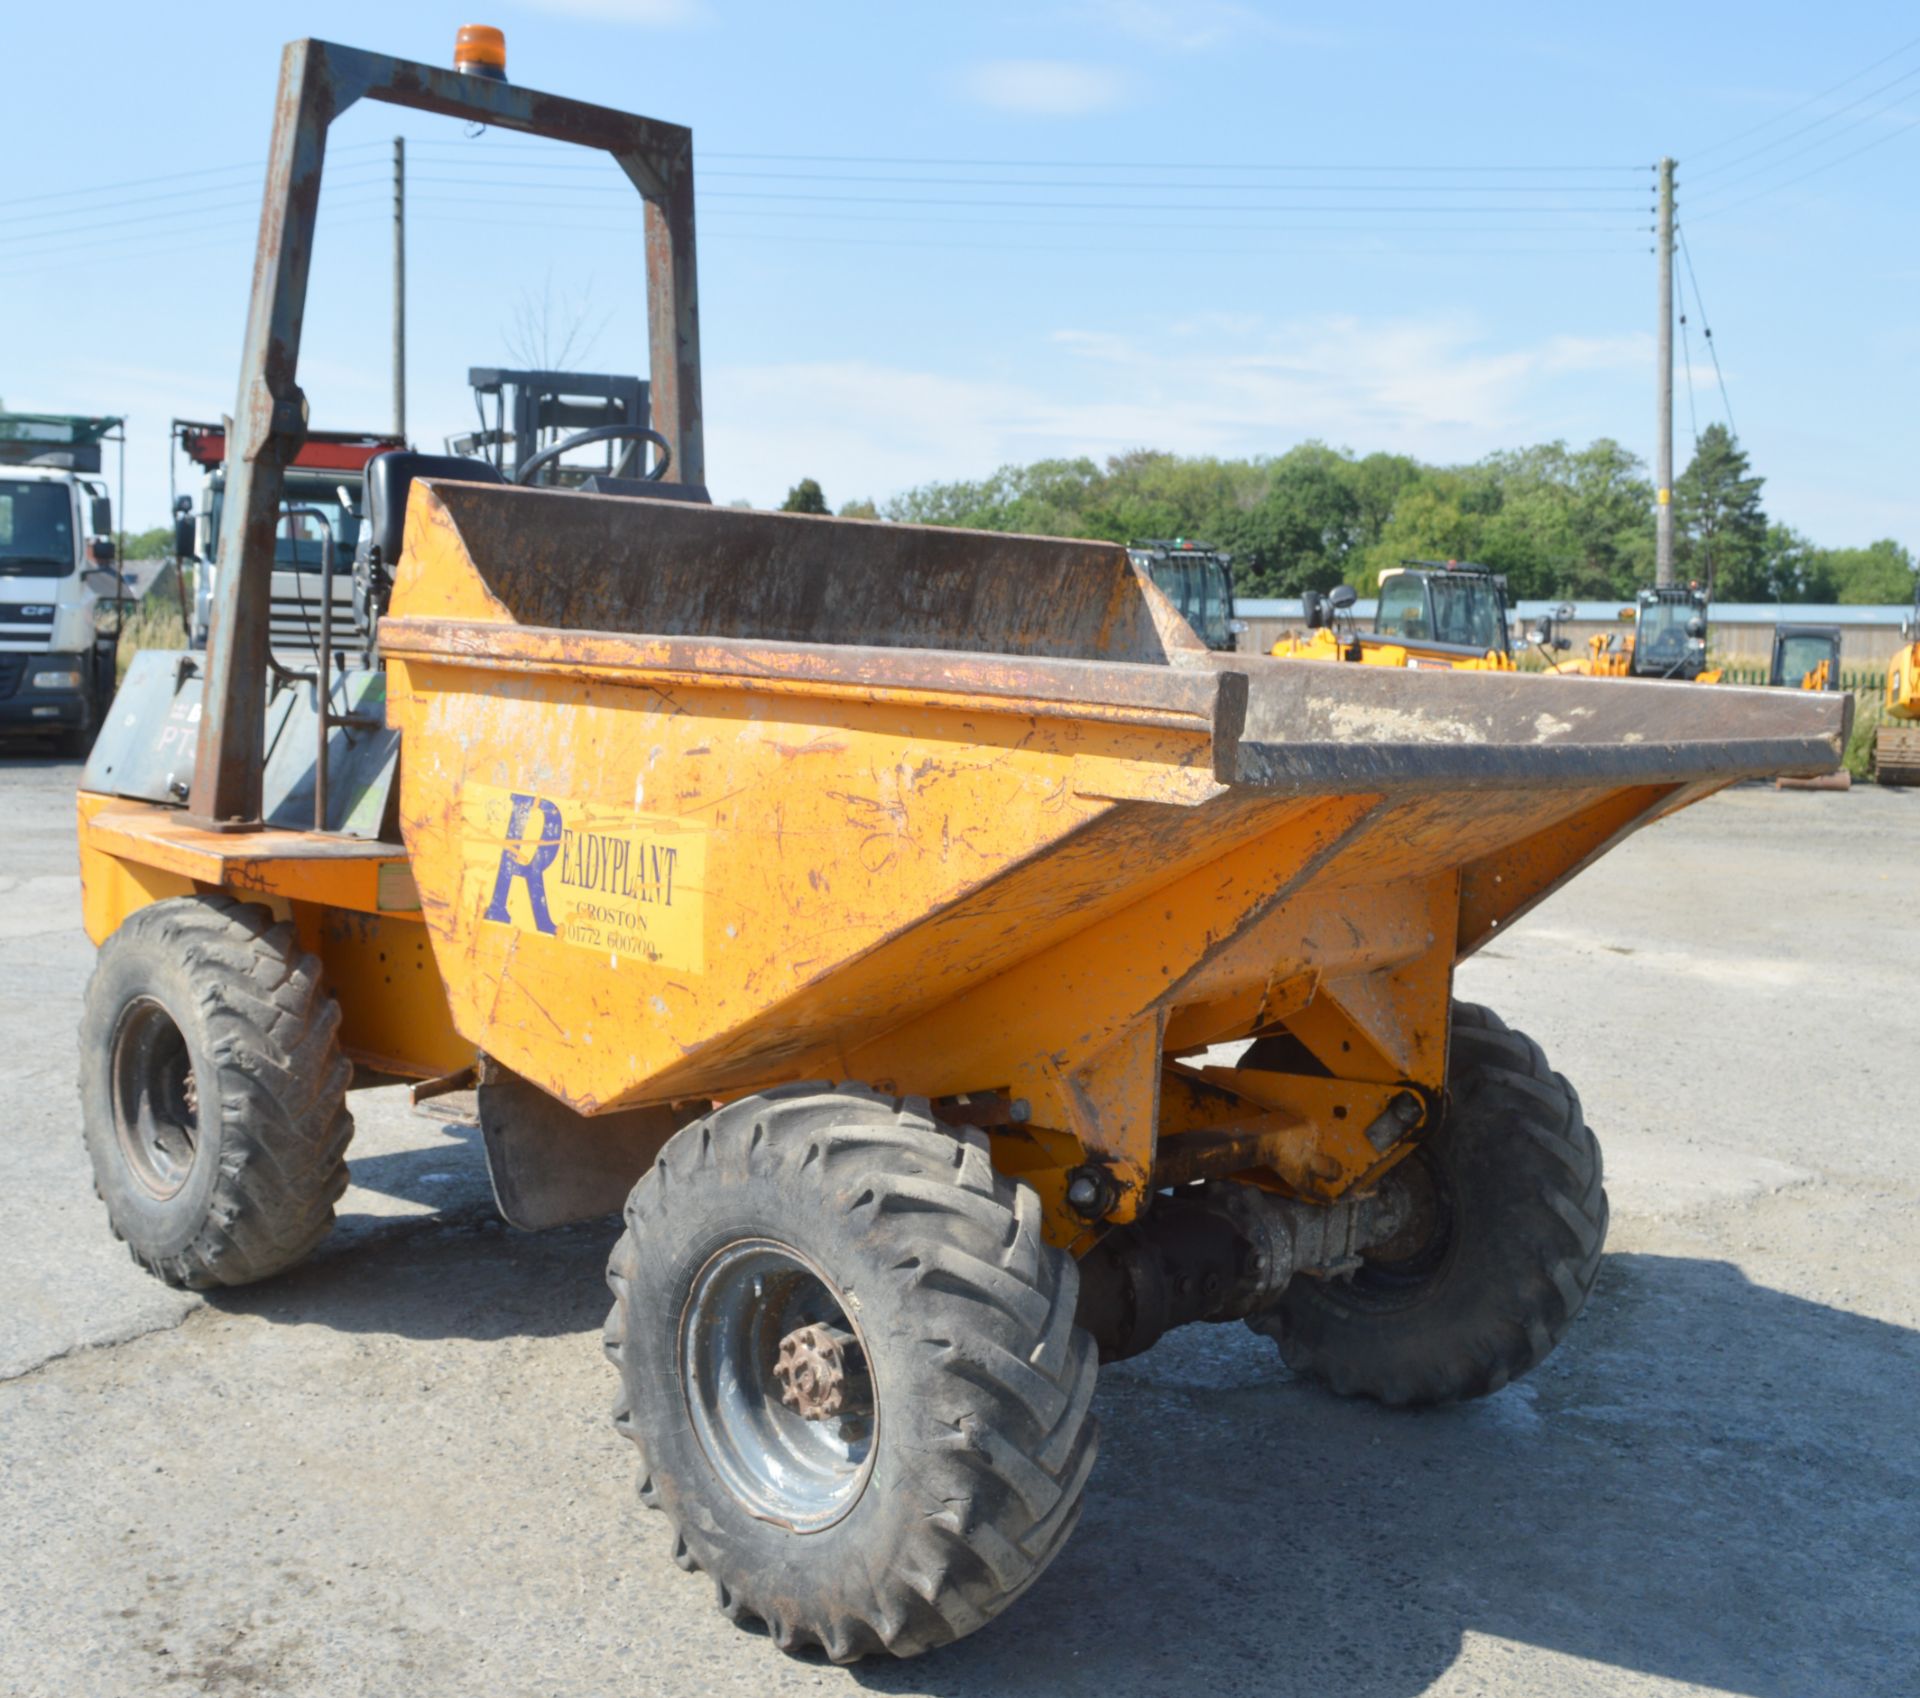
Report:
187,37,702,829
1073,1178,1411,1361
1875,725,1920,784
408,1065,477,1106
357,483,1854,1237
390,479,1202,663
1225,658,1851,791
381,618,1243,740
773,1324,868,1423
1153,1113,1308,1186
187,39,333,828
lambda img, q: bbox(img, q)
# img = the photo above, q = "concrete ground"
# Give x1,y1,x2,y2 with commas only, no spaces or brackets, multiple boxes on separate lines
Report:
2,750,1914,1698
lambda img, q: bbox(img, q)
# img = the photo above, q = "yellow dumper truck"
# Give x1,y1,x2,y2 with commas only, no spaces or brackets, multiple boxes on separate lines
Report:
72,33,1851,1663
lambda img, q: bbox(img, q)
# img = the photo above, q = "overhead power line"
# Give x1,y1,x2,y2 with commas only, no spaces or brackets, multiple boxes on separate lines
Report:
0,173,370,228
653,203,1640,237
407,139,1648,172
1690,58,1920,181
401,160,1647,194
0,205,383,283
1689,30,1920,161
396,176,1639,216
1676,294,1701,449
0,194,388,267
1684,87,1920,206
1676,228,1736,440
0,136,1653,282
405,211,1636,260
4,140,1649,214
407,191,1645,234
1687,104,1920,219
0,140,386,210
0,175,385,243
700,230,1640,258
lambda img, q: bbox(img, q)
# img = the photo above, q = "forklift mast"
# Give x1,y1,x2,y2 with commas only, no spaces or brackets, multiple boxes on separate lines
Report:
453,368,650,484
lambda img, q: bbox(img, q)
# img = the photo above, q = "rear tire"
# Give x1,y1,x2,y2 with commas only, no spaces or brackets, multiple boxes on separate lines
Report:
1246,1002,1607,1406
603,1084,1099,1661
78,895,354,1288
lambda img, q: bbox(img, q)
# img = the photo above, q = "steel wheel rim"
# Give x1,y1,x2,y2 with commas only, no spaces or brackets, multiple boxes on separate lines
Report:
110,996,200,1201
679,1238,876,1532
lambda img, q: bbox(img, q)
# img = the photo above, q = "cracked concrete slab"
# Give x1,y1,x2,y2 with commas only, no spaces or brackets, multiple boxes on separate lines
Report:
3,755,1916,1698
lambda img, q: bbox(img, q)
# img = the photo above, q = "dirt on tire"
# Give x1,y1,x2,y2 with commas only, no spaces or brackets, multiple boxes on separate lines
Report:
78,893,354,1289
1246,1000,1607,1406
603,1083,1100,1661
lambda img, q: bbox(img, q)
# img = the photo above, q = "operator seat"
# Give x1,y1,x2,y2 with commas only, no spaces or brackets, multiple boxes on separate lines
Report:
358,451,506,627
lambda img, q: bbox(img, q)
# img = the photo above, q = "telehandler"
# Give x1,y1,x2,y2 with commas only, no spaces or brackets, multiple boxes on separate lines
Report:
72,31,1851,1664
1769,622,1844,692
1531,584,1722,684
1272,559,1516,670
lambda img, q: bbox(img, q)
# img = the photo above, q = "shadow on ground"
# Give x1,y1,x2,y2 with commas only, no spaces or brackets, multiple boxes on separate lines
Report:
337,1115,487,1214
212,1219,1916,1698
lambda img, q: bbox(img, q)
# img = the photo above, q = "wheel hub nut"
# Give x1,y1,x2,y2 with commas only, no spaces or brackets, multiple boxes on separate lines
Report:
774,1322,868,1422
1065,1164,1119,1220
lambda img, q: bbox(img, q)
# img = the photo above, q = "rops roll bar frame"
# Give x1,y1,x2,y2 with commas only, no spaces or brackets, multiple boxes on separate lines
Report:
187,37,702,830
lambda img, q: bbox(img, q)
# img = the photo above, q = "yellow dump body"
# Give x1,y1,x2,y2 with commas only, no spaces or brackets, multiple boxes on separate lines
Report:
77,478,1849,1242
374,480,1847,1228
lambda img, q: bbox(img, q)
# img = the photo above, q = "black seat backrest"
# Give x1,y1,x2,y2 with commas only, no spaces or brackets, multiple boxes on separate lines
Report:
364,451,505,567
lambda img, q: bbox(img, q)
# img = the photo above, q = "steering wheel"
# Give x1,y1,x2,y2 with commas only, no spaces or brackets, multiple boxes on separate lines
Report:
514,423,673,486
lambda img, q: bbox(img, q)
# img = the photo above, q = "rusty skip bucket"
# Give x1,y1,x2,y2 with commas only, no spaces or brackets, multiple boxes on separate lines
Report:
378,477,1847,1241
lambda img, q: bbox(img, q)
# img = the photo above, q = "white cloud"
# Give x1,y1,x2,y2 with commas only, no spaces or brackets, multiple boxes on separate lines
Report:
704,314,1651,510
959,59,1130,117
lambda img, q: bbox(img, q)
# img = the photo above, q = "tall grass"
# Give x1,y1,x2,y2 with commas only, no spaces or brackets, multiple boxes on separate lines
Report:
115,594,188,683
1844,693,1885,782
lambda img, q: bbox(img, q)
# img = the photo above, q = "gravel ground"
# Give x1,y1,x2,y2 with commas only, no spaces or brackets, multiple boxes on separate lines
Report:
2,751,1914,1698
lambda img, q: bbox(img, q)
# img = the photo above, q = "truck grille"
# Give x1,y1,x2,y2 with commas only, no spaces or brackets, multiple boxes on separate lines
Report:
0,654,25,700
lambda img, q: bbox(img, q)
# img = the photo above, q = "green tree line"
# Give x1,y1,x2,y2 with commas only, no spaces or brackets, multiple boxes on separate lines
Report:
832,426,1911,604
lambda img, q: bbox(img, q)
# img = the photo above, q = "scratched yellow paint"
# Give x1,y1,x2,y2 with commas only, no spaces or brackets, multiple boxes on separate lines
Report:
78,470,1824,1245
368,482,1736,1233
464,782,708,973
387,653,1189,1113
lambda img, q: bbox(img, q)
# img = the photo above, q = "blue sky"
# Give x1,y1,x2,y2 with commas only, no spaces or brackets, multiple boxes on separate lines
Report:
2,1,1915,551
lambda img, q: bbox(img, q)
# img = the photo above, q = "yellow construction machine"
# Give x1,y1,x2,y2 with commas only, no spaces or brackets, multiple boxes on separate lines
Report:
1270,560,1516,671
1875,583,1920,784
70,31,1852,1665
1532,584,1723,684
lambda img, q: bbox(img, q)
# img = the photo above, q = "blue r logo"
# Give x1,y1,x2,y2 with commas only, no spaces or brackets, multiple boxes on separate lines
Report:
484,793,562,935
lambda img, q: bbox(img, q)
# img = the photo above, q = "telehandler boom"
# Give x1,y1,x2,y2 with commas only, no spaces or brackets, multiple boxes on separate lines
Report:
72,29,1851,1664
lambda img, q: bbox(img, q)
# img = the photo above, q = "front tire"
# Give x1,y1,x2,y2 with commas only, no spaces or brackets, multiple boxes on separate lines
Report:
78,895,354,1288
603,1085,1099,1661
1246,1002,1607,1406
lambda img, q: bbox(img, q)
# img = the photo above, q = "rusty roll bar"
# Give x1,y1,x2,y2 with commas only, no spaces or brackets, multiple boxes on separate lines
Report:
187,37,703,830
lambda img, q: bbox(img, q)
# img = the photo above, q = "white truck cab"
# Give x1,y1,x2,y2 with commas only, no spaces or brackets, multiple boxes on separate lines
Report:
0,417,125,753
174,419,399,656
